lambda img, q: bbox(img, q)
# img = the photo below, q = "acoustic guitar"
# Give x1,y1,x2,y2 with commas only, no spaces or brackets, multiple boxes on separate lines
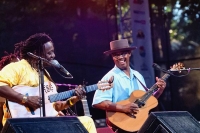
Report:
8,77,113,118
106,63,184,132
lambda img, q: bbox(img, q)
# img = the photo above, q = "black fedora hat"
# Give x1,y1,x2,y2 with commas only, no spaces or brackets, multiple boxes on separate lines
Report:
104,39,137,55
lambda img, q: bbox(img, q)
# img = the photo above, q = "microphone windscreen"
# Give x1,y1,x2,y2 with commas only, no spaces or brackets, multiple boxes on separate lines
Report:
49,60,61,68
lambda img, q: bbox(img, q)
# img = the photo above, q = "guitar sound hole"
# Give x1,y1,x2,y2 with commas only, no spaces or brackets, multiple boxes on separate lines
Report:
135,99,145,108
126,113,136,118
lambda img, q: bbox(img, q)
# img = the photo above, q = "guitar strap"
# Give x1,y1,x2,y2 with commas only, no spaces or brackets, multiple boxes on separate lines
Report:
133,74,149,92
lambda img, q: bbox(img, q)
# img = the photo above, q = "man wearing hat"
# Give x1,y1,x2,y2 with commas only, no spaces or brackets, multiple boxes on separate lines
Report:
92,39,166,133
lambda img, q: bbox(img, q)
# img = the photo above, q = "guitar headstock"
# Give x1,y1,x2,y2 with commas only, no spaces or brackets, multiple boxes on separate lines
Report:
170,62,185,73
97,76,114,91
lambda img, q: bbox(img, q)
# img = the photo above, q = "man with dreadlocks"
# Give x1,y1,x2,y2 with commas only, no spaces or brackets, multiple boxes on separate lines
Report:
0,33,98,133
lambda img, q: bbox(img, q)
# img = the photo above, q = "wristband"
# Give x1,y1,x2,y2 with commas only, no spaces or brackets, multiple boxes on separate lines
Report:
66,99,73,106
69,99,73,106
21,95,28,104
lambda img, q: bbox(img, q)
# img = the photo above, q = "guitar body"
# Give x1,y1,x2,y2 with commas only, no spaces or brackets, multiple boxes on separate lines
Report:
106,90,158,132
8,82,58,118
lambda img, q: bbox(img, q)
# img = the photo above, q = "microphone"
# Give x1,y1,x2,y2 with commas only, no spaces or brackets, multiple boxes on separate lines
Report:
153,63,200,72
49,60,73,78
152,63,172,75
152,63,200,77
27,52,49,63
27,52,73,78
152,63,162,71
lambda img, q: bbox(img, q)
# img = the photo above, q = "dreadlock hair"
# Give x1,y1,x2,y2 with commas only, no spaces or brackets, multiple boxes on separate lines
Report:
15,33,53,60
14,33,55,83
0,51,18,70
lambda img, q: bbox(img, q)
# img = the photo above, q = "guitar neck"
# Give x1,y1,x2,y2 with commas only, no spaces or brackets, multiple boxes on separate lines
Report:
138,73,170,103
48,84,97,103
81,98,92,117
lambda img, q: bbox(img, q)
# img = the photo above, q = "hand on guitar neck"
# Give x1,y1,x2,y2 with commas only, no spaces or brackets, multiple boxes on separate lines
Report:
74,85,87,99
153,77,167,98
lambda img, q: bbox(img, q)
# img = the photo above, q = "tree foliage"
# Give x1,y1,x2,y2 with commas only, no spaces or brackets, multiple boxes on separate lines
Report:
167,0,200,59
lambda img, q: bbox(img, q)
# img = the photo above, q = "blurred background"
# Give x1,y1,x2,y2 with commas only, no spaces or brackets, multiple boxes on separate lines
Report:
1,0,200,129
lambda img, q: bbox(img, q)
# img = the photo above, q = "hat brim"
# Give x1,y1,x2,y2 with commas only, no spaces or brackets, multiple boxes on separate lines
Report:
104,46,137,55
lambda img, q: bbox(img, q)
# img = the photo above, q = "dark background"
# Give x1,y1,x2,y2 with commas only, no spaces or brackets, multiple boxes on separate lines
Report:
1,0,200,125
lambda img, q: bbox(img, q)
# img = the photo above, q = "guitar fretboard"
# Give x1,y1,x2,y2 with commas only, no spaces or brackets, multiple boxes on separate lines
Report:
48,84,97,103
135,73,170,107
82,98,92,117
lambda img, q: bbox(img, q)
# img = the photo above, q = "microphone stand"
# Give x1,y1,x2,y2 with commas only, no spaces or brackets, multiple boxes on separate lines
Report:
37,58,46,117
